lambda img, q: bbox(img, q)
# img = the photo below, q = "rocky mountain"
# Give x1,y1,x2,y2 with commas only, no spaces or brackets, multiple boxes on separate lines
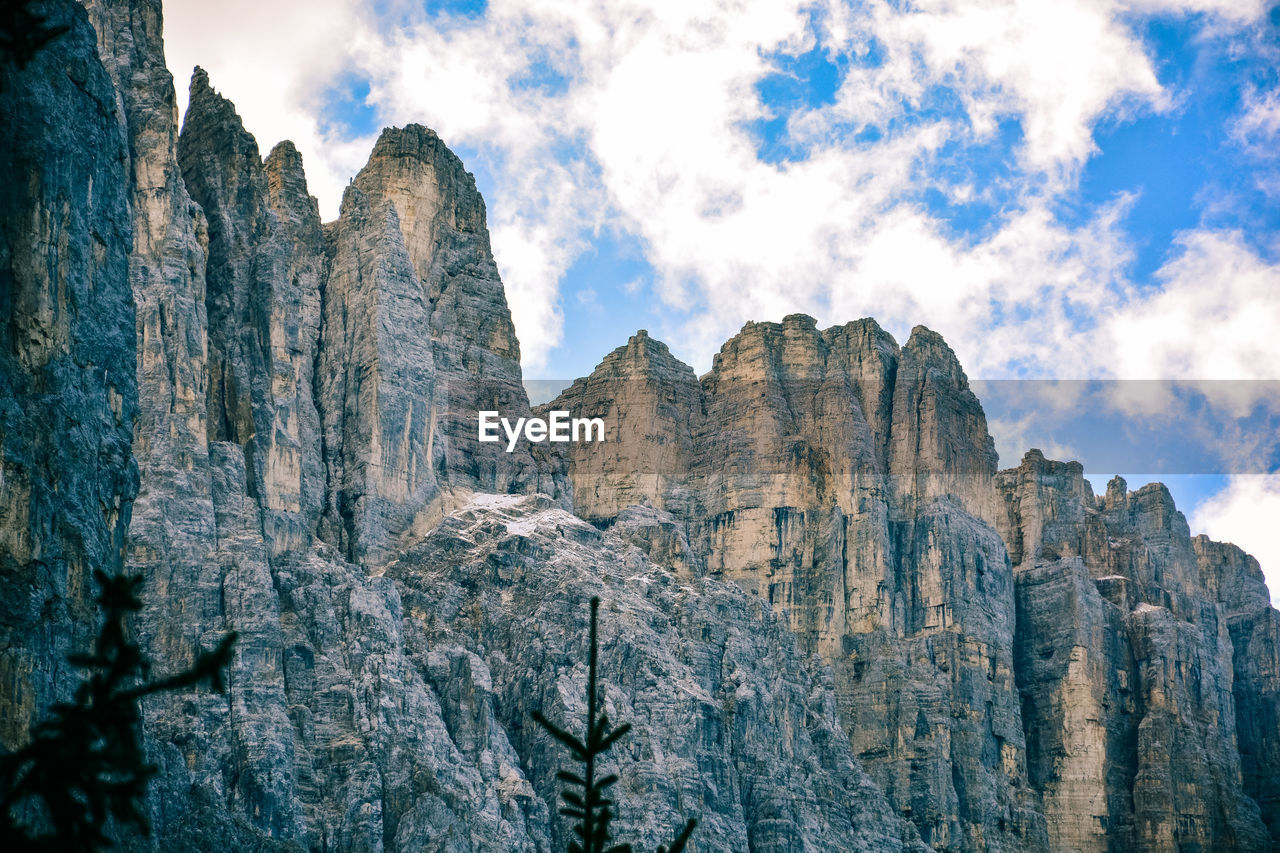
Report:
997,453,1280,850
1,1,1277,851
541,319,1042,850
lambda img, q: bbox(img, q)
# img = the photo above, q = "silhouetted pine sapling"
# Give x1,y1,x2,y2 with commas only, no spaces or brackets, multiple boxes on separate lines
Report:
532,596,697,853
0,569,237,850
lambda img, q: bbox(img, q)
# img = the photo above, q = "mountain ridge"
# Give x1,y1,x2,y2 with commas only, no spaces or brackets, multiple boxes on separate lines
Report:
1,1,1277,850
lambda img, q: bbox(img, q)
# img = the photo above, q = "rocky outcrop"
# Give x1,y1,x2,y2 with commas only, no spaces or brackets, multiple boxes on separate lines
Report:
547,316,1046,851
392,494,928,852
2,0,1278,850
998,451,1274,851
0,0,137,751
534,329,702,523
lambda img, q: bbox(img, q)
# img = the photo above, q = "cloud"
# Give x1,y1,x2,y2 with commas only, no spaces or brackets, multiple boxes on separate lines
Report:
824,0,1170,176
1103,230,1280,379
1191,474,1280,606
163,0,376,220
1233,86,1280,153
159,0,1277,381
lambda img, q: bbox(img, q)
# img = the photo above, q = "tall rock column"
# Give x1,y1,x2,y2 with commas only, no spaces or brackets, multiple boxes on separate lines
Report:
318,164,441,566
178,68,326,556
849,326,1041,852
350,125,543,500
81,0,222,676
319,124,552,566
1196,536,1280,844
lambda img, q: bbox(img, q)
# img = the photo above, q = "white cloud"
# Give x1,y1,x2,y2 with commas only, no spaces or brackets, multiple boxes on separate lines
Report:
1191,474,1280,606
1234,86,1280,153
159,0,1276,380
1103,230,1280,379
830,0,1170,176
163,0,374,221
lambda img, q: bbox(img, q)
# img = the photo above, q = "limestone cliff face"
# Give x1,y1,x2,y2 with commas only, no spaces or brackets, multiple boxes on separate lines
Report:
534,329,703,523
320,124,549,566
3,1,1279,851
550,322,1280,852
178,69,326,556
0,0,137,752
548,315,1045,851
1195,536,1280,844
997,452,1276,851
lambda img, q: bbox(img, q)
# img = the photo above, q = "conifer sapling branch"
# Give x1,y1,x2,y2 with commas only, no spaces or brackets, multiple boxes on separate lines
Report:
533,596,697,853
0,570,237,850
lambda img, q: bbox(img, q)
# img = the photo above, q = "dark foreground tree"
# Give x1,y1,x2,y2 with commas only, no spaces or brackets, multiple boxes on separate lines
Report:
533,597,697,853
0,570,237,850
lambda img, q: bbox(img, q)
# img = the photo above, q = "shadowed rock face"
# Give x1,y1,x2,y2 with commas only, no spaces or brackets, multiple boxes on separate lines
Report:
2,1,1278,851
0,0,137,754
178,68,327,557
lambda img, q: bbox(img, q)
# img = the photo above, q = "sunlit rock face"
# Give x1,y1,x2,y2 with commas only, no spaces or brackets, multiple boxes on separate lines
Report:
2,1,1278,851
551,321,1280,851
547,316,1045,851
997,453,1275,851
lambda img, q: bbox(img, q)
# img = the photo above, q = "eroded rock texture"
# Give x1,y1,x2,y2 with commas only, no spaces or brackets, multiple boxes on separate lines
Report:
2,0,1278,850
0,0,137,753
997,451,1275,851
547,316,1046,851
391,494,928,853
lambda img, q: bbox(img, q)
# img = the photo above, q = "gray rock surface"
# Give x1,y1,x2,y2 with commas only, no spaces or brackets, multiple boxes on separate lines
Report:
0,0,137,752
997,451,1275,850
548,317,1046,851
1,1,1278,851
178,69,327,556
1195,536,1280,844
390,494,928,853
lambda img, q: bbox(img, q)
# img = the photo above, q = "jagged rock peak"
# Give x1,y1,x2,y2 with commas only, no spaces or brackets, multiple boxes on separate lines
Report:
902,323,970,388
596,329,699,379
183,66,254,152
351,123,489,266
264,140,323,238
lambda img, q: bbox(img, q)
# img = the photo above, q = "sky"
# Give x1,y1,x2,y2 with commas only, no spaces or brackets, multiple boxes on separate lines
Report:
161,0,1280,600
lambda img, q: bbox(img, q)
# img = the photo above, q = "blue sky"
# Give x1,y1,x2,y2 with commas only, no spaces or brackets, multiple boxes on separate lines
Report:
163,0,1280,597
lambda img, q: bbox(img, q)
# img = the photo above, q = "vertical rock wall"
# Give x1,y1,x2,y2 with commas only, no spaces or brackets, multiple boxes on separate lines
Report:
997,451,1275,851
0,0,137,753
547,315,1047,851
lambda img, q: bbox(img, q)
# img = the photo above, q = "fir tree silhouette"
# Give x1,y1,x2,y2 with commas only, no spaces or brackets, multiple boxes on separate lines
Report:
0,570,237,850
532,596,697,853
